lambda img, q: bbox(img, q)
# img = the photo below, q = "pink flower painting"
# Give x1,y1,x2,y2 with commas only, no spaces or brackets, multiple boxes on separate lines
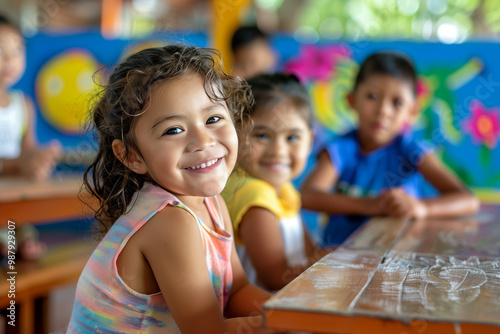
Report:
283,44,352,83
462,100,500,149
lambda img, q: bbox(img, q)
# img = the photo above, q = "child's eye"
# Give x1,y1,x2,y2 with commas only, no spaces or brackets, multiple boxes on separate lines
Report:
254,133,270,141
163,127,183,135
207,116,222,124
368,93,377,100
288,134,300,141
394,99,403,107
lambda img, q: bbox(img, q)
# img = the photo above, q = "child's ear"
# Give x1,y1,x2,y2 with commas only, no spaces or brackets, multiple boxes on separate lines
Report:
309,128,316,150
409,100,420,122
347,92,355,109
112,139,148,174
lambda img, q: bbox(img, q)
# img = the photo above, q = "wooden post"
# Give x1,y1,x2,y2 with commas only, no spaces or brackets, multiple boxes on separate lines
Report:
101,0,123,38
211,0,251,73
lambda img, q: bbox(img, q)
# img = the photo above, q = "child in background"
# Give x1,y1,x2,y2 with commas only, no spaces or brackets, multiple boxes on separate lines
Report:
68,45,275,333
301,51,480,247
0,14,61,181
230,25,276,79
223,73,324,291
0,15,60,262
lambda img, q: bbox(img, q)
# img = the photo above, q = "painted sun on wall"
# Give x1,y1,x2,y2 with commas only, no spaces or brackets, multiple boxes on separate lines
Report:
282,43,500,192
35,49,104,134
33,40,173,136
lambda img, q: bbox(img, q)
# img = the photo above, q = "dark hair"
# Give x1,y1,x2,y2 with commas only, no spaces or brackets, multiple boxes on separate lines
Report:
82,44,253,239
230,26,268,53
0,14,21,34
354,51,417,96
244,73,312,128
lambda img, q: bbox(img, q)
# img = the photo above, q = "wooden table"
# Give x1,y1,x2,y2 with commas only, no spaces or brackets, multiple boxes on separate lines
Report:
0,175,90,227
0,175,96,334
264,205,500,333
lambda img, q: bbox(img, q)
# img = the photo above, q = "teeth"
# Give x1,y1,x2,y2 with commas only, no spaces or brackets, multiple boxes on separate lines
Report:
188,158,218,170
268,164,287,171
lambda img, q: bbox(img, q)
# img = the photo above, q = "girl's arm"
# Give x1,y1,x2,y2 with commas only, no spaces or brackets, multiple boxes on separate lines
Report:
379,153,480,218
141,206,226,333
237,206,311,290
301,151,384,216
20,96,37,151
303,225,335,260
142,202,272,334
218,195,275,332
219,195,271,315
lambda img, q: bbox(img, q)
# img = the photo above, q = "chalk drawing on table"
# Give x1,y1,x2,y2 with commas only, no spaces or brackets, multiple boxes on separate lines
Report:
365,253,500,318
423,256,487,306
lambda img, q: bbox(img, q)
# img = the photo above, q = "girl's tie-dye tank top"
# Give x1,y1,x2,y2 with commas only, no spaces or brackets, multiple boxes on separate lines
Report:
67,183,233,333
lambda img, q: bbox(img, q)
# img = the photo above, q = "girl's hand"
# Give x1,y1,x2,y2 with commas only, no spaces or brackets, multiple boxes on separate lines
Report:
19,141,61,181
379,188,428,219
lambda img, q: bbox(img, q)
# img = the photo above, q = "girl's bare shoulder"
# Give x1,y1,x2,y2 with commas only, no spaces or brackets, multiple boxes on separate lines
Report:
135,204,201,251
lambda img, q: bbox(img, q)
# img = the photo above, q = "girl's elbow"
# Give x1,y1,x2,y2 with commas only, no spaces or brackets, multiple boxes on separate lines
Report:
259,274,284,291
258,269,290,291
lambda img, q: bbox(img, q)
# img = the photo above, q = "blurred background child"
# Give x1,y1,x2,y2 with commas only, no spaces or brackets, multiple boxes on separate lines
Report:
0,14,61,262
301,51,479,247
223,73,325,291
230,25,277,79
0,14,61,181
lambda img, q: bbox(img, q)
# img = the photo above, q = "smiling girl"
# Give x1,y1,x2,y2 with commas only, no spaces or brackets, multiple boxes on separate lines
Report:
223,73,324,291
68,45,274,334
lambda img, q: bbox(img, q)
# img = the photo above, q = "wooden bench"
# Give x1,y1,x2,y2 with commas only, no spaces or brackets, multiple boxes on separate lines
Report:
0,176,95,334
0,240,96,333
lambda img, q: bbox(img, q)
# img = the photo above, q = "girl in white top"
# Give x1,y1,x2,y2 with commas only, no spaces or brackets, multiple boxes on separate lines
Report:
0,14,61,181
0,14,61,262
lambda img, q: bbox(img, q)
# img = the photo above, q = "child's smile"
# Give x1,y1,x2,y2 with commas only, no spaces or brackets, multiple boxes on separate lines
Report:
184,157,222,172
130,74,238,200
262,161,290,172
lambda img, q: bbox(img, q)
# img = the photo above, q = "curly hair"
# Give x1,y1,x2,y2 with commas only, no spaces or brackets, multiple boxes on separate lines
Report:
81,44,253,239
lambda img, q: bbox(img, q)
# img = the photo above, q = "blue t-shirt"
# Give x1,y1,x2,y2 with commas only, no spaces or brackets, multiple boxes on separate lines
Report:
323,130,433,246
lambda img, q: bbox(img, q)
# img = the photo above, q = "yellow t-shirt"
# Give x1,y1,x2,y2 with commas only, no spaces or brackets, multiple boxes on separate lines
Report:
221,170,301,245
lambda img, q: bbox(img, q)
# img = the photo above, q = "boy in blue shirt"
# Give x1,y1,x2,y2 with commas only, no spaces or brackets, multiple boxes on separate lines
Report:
301,51,479,246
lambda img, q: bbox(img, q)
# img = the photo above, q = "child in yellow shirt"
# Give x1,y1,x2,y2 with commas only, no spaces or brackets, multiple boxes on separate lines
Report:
223,73,324,291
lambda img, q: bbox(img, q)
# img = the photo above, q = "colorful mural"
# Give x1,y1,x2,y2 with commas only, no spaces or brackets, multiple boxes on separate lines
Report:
277,41,500,195
14,31,207,148
13,33,500,195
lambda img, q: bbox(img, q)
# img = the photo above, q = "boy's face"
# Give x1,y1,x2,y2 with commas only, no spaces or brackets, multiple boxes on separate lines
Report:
232,39,276,79
349,74,417,151
0,25,26,88
238,101,312,191
128,74,238,199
